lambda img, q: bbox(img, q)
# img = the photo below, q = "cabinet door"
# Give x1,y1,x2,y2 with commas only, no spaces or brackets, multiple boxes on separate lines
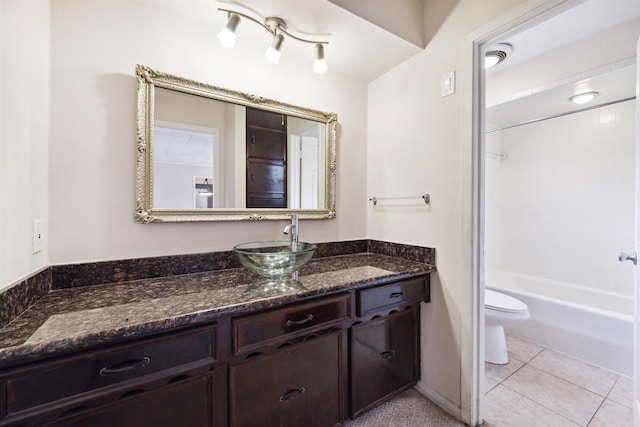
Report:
229,333,344,427
247,129,286,160
46,375,215,427
246,162,285,194
350,308,418,417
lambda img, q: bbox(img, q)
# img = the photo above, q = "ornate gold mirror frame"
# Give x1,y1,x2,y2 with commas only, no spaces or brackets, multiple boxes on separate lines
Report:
135,65,337,223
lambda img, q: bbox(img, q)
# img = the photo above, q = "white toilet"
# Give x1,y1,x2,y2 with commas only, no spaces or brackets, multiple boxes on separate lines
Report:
485,289,530,364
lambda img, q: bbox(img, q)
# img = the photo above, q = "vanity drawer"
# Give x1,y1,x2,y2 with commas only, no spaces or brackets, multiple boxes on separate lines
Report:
3,325,216,414
232,294,350,355
357,276,429,316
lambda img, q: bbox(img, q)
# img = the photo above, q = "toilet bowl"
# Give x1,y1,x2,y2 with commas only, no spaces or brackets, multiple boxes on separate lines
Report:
485,288,530,364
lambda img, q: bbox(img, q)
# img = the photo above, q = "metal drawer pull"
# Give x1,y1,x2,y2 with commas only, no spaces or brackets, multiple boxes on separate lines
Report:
99,356,151,376
389,291,404,299
286,314,314,327
280,387,306,401
380,350,396,359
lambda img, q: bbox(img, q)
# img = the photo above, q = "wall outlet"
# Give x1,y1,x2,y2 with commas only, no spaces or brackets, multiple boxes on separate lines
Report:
33,220,43,254
441,71,456,97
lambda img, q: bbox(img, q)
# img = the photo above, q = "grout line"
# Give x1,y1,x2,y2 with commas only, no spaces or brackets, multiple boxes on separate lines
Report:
498,382,582,426
585,397,607,427
487,337,631,426
521,362,607,401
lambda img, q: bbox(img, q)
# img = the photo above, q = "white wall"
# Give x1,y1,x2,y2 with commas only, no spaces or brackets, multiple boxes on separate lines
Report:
485,100,636,313
154,163,212,209
366,0,549,422
0,1,50,290
47,0,368,265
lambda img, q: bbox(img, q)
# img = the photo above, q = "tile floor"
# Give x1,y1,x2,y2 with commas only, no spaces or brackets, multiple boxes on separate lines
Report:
484,333,634,426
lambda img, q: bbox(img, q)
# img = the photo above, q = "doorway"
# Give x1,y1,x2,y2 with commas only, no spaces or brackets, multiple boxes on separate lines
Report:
470,1,640,425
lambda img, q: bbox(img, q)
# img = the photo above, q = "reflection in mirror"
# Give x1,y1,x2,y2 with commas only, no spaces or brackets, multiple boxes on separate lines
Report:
135,65,337,222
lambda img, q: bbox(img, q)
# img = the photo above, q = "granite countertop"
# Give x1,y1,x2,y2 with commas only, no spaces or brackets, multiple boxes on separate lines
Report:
0,253,434,369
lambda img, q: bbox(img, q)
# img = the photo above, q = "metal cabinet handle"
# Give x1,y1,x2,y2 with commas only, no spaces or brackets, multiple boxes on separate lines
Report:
280,387,306,401
389,291,404,299
286,314,314,327
99,356,151,376
380,350,396,359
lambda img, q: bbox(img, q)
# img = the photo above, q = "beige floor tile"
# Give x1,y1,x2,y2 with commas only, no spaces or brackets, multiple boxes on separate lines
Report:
529,349,617,397
588,399,633,427
607,376,633,409
485,358,524,383
503,365,604,426
505,333,544,363
485,376,499,394
484,385,579,427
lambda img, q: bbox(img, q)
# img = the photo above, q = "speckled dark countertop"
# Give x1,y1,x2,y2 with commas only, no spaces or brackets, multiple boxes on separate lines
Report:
0,253,434,369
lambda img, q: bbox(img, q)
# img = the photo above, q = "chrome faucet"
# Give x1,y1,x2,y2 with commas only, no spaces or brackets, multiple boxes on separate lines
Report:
283,213,299,247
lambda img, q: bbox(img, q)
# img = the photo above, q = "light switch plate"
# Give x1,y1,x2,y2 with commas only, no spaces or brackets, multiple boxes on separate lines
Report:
441,71,455,97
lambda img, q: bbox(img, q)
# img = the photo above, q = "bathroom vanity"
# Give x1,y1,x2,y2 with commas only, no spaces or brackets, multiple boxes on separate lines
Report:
0,250,433,427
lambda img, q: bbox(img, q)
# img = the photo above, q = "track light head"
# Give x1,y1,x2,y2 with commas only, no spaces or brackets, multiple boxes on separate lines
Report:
218,13,240,48
265,33,284,64
313,44,327,74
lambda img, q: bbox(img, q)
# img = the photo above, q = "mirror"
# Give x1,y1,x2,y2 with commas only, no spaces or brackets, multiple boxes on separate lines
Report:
135,65,337,222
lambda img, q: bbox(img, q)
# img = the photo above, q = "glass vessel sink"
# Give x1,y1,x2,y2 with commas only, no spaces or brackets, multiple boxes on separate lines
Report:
233,241,317,278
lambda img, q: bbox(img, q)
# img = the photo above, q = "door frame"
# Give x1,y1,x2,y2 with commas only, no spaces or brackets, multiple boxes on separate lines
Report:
465,0,586,424
634,35,640,426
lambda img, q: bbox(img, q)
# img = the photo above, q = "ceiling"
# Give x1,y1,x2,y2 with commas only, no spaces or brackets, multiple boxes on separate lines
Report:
149,0,640,122
486,0,640,129
150,0,423,82
486,63,636,131
487,1,640,73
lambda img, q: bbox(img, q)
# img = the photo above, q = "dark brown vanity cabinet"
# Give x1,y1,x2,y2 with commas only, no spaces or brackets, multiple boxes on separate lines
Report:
0,325,220,427
228,294,350,427
245,107,287,208
47,375,214,427
229,333,345,427
0,274,430,427
351,275,427,418
350,309,419,417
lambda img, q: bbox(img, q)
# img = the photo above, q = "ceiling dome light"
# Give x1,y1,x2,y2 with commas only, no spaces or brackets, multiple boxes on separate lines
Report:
569,91,598,104
485,43,512,69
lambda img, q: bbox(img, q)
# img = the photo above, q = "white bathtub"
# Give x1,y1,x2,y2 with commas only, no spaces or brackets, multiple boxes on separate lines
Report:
485,271,633,376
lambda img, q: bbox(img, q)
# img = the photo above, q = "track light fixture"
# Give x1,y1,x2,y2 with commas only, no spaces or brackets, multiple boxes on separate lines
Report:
218,8,328,74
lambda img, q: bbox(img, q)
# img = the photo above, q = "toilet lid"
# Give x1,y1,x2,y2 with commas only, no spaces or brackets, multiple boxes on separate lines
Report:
485,289,528,313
